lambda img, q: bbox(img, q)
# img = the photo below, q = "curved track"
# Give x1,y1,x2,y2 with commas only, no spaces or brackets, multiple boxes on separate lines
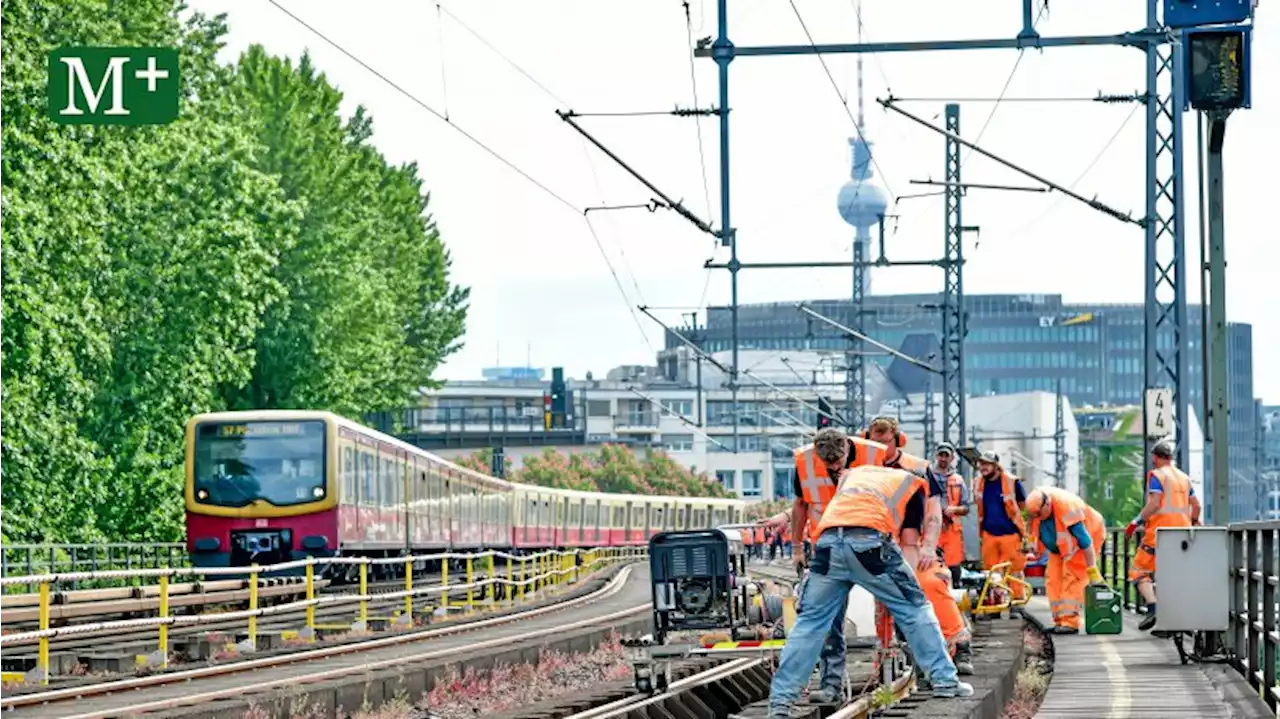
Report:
2,563,653,719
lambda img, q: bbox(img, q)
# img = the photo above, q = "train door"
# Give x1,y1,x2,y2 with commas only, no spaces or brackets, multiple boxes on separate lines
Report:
644,502,653,540
592,499,602,544
624,500,633,543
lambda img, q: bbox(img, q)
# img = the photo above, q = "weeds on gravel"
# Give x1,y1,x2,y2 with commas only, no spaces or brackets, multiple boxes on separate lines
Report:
1000,627,1054,719
422,632,631,719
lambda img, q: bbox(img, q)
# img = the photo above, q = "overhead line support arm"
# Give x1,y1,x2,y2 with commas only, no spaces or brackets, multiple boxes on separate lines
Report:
693,30,1167,58
879,98,1144,227
798,305,941,375
557,110,719,238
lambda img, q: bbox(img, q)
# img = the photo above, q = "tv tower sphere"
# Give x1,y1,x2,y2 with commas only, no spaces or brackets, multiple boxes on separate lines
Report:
837,137,889,229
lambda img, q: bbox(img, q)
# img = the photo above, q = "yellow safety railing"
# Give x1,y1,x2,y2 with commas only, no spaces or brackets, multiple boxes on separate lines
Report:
0,546,647,686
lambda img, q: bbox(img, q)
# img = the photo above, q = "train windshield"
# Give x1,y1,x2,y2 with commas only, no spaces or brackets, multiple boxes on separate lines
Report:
192,420,327,508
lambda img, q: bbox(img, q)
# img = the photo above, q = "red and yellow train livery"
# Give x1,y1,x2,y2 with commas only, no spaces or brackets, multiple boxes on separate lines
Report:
185,410,747,570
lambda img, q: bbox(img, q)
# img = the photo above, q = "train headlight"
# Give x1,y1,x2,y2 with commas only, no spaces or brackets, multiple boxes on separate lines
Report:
312,486,325,498
196,489,209,500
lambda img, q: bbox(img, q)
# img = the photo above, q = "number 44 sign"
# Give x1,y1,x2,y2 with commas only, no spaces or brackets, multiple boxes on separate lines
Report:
1144,388,1174,439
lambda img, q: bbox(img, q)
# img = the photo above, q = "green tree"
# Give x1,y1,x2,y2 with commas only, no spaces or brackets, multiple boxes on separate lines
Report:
219,47,468,417
455,446,731,498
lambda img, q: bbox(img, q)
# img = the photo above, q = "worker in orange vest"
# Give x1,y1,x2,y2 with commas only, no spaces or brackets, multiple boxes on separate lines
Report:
933,443,970,583
743,522,756,561
753,526,766,560
759,427,891,703
766,465,973,715
1125,438,1200,631
859,418,973,676
1024,487,1108,634
973,450,1029,601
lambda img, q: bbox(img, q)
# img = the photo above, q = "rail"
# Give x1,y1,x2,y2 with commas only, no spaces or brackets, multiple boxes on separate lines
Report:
0,546,644,686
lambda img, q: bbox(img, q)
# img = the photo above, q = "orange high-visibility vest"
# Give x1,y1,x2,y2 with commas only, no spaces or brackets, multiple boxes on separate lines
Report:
1144,465,1194,536
817,466,928,538
942,472,965,529
974,470,1026,535
795,437,889,542
1030,487,1097,562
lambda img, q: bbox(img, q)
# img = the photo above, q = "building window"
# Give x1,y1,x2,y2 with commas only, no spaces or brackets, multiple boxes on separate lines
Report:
773,469,794,500
742,470,762,498
716,470,736,491
661,399,693,418
662,434,694,452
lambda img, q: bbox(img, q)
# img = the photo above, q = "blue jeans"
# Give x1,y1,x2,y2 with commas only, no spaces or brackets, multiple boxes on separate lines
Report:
768,528,959,715
797,574,847,693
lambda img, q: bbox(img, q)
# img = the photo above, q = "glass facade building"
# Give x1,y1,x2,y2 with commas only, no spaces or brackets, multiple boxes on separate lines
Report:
670,293,1259,520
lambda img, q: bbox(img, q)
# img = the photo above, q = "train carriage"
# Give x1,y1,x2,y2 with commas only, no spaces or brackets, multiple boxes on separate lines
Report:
185,409,747,569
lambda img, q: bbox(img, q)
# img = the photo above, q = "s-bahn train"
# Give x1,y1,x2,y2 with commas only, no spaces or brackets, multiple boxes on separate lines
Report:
184,410,749,572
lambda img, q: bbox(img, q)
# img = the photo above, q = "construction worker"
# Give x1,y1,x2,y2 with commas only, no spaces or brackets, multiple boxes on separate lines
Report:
1024,487,1108,634
766,465,974,716
933,443,970,584
859,418,973,674
973,450,1029,601
1126,438,1200,631
759,427,891,703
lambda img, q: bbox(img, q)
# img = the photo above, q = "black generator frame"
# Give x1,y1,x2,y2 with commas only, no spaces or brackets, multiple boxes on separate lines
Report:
648,529,747,645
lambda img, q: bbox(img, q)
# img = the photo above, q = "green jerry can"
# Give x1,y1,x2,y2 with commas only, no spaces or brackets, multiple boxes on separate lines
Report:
1084,584,1123,635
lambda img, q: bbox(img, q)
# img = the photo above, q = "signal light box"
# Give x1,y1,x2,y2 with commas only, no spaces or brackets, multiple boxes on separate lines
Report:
1163,0,1255,29
1184,26,1253,111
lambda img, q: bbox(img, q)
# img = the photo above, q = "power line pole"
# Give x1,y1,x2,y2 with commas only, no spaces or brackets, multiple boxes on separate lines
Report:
694,0,1228,503
846,225,868,434
941,103,968,455
1055,378,1067,489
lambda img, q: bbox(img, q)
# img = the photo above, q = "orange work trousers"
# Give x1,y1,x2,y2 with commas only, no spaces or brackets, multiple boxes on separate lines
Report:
1046,553,1088,630
1128,531,1157,584
939,525,965,567
980,532,1028,600
916,562,969,652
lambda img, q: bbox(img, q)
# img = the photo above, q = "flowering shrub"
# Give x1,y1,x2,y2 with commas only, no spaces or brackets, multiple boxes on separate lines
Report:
456,446,732,498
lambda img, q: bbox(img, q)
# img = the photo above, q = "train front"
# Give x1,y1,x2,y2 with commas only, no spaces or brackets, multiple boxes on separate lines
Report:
185,413,338,570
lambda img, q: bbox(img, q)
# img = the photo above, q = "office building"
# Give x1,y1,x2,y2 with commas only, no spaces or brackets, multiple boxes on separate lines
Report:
668,293,1258,519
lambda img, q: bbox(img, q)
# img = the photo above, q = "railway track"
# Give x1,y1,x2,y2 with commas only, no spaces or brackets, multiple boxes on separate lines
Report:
1,562,652,718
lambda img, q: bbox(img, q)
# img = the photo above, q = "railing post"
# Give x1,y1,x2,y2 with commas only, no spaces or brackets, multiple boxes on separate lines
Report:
37,580,50,686
519,557,527,601
1247,529,1261,695
404,557,414,626
506,555,513,603
1261,527,1276,711
158,573,170,668
465,555,474,614
486,552,496,607
440,556,450,613
247,565,258,651
358,561,369,630
303,560,316,642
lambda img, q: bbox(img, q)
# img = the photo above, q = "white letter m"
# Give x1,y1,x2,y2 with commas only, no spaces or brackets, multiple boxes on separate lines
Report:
60,56,130,116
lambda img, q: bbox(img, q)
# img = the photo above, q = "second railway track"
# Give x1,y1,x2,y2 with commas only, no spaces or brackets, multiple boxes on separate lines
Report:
1,562,653,719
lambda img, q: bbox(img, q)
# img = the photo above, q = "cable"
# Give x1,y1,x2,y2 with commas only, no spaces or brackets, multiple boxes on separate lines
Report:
265,0,654,351
435,2,450,120
1008,103,1140,236
961,0,1047,169
436,3,570,106
684,0,716,310
787,0,897,206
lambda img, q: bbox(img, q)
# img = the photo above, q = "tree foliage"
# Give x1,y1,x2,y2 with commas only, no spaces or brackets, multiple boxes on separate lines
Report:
1,0,467,542
455,447,734,499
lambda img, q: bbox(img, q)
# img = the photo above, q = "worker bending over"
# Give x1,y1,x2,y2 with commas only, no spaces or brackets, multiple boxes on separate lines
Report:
933,443,970,584
861,418,973,674
760,427,891,702
1126,439,1200,631
766,465,974,717
973,450,1029,601
1024,487,1107,634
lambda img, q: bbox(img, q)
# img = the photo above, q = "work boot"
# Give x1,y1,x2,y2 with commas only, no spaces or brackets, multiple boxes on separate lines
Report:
954,642,975,675
807,686,842,704
1139,611,1158,632
932,681,975,698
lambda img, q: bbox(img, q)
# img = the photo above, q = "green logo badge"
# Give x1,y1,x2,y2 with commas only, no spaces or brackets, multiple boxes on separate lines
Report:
48,47,179,125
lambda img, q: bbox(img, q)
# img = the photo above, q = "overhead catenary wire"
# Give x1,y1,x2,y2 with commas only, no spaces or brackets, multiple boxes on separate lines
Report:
264,0,656,351
961,0,1048,171
787,0,897,207
684,0,717,310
